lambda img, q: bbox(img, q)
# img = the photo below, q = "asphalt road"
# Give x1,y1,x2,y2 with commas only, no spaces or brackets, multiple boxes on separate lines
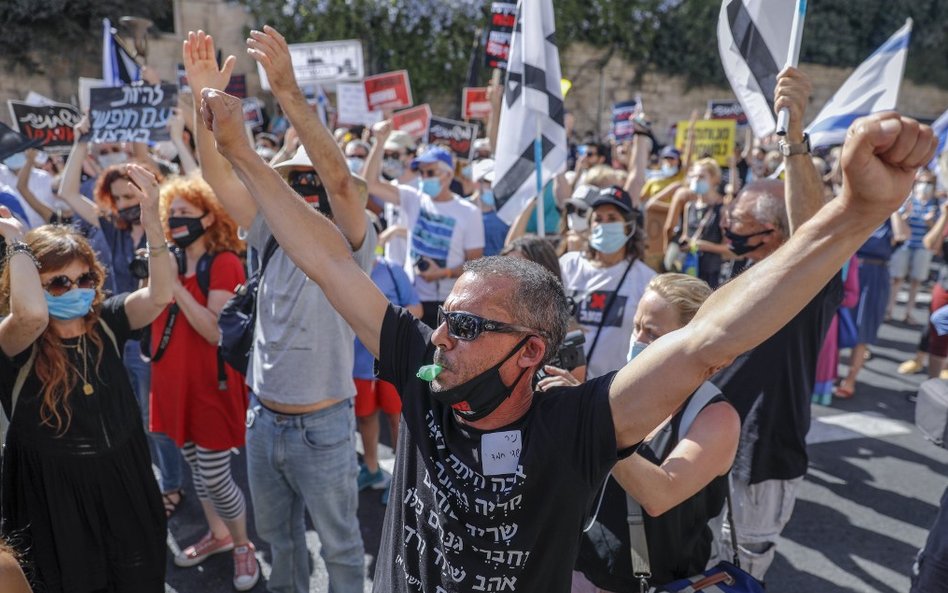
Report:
163,297,948,593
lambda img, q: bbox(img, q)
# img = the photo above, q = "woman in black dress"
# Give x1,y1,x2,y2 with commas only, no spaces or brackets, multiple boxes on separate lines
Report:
0,164,175,593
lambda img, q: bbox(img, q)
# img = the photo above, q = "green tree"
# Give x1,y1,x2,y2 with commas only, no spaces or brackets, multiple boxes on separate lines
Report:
0,0,171,74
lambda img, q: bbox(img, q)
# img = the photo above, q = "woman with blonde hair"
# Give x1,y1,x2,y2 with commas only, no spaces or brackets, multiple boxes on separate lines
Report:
148,175,259,590
0,164,174,593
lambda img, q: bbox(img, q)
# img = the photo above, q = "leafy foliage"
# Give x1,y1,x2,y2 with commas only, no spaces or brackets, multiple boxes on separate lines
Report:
0,0,171,74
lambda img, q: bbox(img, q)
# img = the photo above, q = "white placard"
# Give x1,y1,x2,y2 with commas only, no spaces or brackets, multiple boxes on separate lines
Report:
335,83,382,127
257,39,364,91
481,430,522,476
24,92,57,107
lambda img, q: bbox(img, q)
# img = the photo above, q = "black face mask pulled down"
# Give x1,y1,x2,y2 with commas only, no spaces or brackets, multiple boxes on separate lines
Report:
428,336,532,422
168,215,207,249
725,228,774,256
117,204,142,225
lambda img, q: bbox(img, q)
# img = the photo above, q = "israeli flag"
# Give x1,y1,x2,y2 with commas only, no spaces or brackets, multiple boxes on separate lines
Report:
806,19,912,149
102,18,141,86
493,0,568,225
717,0,795,139
931,108,948,188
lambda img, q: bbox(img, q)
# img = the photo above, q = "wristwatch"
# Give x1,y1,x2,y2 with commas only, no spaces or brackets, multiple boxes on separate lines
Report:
778,133,811,157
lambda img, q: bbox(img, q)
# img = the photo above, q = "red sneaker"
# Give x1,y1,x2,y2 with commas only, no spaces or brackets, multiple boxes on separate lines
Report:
233,542,260,591
174,531,235,567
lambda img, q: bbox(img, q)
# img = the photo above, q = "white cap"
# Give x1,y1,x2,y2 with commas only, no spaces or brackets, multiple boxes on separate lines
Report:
272,146,313,171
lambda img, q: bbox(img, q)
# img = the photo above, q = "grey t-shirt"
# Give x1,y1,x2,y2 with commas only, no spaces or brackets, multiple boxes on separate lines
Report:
245,212,377,405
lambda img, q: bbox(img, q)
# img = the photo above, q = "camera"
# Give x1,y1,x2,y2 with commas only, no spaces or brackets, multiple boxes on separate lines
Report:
415,256,430,272
128,245,186,280
552,330,587,371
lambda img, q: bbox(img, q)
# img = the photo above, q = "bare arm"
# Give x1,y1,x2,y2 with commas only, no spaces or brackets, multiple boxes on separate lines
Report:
184,30,259,229
609,113,937,449
248,26,367,249
486,70,502,153
612,401,739,516
169,108,199,175
776,67,822,235
891,210,910,243
504,197,537,246
0,210,48,357
15,150,54,222
361,120,401,204
201,88,390,357
923,203,948,253
623,126,652,201
122,165,176,329
58,119,102,227
171,284,231,345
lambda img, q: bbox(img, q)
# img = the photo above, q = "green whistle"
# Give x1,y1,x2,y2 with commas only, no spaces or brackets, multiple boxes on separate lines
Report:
416,364,443,382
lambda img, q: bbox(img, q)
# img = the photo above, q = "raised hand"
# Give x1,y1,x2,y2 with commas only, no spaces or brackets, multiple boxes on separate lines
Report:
182,30,236,95
372,119,394,143
773,67,812,143
841,113,937,218
168,107,186,141
73,113,90,142
200,88,253,159
246,26,298,96
125,164,161,221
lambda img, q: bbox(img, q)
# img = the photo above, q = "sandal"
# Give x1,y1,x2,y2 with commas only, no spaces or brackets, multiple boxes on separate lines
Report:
163,489,184,518
834,384,855,399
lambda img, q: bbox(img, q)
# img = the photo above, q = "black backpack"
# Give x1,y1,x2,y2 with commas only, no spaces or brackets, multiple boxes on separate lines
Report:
142,252,229,389
218,236,279,376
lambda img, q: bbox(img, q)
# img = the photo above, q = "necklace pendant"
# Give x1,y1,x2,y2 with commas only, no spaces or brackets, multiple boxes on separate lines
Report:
83,383,94,396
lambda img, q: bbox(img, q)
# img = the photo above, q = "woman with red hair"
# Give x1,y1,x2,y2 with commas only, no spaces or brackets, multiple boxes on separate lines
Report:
0,164,174,592
150,175,259,590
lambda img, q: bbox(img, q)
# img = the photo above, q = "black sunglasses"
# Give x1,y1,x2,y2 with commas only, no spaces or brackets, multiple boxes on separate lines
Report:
44,272,98,296
437,306,535,341
287,170,322,187
565,203,588,216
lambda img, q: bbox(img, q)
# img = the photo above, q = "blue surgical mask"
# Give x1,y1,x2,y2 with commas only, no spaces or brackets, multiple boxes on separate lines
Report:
45,288,96,320
421,178,442,197
661,163,679,177
628,340,648,362
690,179,710,195
346,157,365,173
462,165,473,179
3,152,26,170
480,189,495,208
589,221,631,254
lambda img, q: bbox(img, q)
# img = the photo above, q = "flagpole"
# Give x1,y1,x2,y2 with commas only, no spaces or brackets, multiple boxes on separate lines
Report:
776,0,807,136
534,116,545,238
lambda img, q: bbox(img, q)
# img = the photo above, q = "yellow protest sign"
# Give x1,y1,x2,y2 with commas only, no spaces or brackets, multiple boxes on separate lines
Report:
674,119,736,166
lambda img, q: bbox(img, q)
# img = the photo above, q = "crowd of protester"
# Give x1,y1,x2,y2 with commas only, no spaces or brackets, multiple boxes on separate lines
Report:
0,23,943,593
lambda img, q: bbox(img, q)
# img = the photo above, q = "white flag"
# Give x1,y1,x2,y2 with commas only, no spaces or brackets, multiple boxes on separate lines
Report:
493,0,568,225
806,20,912,149
717,0,794,139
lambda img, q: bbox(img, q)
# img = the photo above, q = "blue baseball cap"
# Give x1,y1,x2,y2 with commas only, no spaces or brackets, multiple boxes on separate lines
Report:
411,145,454,171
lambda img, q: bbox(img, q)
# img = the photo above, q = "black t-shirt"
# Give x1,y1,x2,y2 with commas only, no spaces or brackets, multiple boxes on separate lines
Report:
711,275,842,483
374,305,626,593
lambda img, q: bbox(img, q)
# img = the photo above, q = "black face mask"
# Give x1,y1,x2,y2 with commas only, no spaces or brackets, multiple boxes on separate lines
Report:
289,180,333,218
117,204,141,225
429,336,532,422
725,228,774,256
168,215,207,249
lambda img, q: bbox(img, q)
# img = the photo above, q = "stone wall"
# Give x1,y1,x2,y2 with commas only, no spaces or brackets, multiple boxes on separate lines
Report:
1,8,946,141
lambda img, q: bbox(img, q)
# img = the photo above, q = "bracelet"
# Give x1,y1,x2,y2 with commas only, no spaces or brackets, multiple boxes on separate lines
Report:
147,243,169,256
6,240,41,269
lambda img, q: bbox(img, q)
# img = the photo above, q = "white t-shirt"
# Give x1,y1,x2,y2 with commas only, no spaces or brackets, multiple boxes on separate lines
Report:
0,165,66,228
559,251,656,379
400,186,485,302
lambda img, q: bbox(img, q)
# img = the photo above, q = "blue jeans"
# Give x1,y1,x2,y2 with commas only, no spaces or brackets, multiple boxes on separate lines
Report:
246,396,364,593
124,339,183,493
913,484,948,592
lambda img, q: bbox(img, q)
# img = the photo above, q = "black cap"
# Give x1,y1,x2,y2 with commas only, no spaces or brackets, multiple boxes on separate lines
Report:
590,185,634,213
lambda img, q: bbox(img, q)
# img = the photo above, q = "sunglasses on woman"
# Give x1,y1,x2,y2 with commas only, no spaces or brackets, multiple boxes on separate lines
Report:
43,272,99,296
437,306,535,341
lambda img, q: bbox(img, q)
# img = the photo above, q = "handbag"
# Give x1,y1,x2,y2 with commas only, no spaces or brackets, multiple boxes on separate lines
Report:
837,307,858,349
627,481,764,593
218,236,279,375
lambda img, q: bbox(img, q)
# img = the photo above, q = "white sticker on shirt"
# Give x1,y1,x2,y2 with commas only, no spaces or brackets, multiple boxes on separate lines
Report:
481,430,522,476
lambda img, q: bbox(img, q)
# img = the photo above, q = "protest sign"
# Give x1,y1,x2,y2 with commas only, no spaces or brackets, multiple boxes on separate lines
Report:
242,97,265,128
674,119,737,166
708,99,748,126
176,64,189,93
24,92,57,107
485,2,516,69
225,74,247,99
83,84,177,144
78,77,108,112
462,87,491,121
611,100,640,142
336,83,382,126
427,117,479,161
7,101,82,153
364,71,413,112
392,105,432,141
258,39,363,91
0,122,42,162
